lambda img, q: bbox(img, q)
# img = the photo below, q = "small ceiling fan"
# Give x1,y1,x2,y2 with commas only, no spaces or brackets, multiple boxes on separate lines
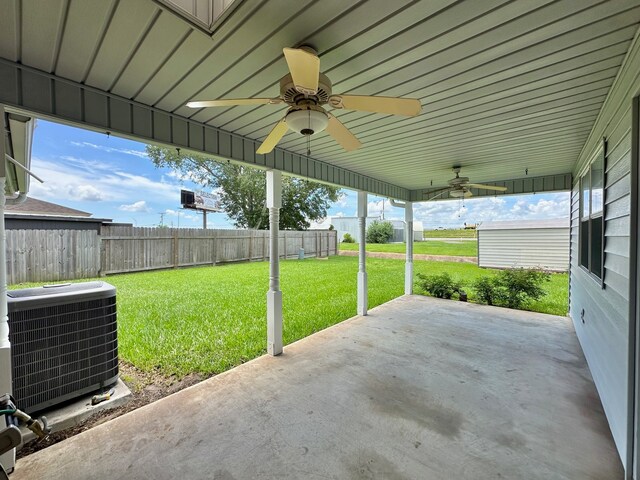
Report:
186,46,422,154
424,167,508,200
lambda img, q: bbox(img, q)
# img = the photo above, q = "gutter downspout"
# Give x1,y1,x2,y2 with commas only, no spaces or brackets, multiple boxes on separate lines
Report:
6,192,27,206
0,106,14,474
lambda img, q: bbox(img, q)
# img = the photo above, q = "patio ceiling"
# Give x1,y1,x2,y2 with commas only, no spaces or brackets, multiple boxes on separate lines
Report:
1,0,640,194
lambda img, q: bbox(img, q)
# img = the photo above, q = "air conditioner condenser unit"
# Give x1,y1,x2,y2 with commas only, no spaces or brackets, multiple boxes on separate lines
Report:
8,281,118,413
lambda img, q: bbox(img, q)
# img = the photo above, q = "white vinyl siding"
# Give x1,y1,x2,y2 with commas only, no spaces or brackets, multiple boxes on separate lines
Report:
569,28,640,468
478,223,569,271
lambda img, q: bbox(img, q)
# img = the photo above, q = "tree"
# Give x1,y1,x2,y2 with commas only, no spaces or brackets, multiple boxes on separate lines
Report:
146,146,341,230
366,220,394,244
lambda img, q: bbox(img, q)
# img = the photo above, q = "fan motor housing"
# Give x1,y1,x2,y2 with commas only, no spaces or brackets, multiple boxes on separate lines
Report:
280,73,332,105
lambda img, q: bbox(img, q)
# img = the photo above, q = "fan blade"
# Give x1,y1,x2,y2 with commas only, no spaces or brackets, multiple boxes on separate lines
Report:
187,98,282,108
466,183,508,192
422,187,451,198
423,187,454,201
283,47,320,95
256,118,289,154
326,114,362,152
329,95,421,116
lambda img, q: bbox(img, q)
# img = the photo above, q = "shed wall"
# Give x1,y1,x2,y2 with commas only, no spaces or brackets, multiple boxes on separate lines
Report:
569,28,640,468
477,227,569,271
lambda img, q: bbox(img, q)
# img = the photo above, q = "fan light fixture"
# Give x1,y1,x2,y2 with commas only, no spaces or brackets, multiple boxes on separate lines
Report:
186,46,422,154
285,106,329,135
449,189,466,198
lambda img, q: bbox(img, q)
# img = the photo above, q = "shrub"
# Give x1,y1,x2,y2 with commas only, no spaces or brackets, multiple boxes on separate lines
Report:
473,276,498,305
366,220,394,244
342,233,355,243
416,272,463,299
472,268,551,310
497,268,550,309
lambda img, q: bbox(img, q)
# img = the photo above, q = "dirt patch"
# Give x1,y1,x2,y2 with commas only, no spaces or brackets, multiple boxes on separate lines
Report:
338,250,477,264
17,362,206,459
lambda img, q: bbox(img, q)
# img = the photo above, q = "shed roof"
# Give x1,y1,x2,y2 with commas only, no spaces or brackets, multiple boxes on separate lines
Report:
478,218,569,231
5,197,92,218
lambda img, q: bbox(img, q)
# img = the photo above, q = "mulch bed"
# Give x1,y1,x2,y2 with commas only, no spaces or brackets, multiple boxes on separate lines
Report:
17,363,205,458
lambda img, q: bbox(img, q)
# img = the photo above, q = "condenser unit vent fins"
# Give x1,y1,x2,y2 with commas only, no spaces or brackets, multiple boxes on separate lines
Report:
8,281,118,413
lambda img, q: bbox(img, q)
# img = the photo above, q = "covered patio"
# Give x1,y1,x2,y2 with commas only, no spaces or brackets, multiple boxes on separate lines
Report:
2,0,640,476
13,296,621,479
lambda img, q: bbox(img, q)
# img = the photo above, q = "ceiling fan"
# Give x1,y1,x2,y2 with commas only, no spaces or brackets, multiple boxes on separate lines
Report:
186,46,422,154
424,167,508,200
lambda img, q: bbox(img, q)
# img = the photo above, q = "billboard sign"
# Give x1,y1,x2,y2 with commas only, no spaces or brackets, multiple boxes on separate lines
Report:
181,189,222,212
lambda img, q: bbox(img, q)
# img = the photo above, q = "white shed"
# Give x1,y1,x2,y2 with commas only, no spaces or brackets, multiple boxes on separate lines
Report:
477,218,570,271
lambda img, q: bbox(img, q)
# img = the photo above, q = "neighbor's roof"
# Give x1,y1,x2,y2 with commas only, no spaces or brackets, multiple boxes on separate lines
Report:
478,218,569,231
5,197,92,217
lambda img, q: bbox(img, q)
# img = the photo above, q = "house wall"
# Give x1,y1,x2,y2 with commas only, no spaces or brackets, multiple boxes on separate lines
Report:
478,227,569,271
570,28,640,469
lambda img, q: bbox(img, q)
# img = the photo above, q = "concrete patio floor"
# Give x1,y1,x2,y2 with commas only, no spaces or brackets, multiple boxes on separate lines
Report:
13,295,622,479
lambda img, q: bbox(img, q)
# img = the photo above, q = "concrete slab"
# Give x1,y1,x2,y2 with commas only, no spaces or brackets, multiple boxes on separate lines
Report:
12,296,622,479
19,378,131,445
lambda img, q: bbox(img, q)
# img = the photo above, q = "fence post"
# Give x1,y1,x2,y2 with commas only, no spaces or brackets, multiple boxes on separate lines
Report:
213,230,217,266
172,230,179,268
283,230,287,260
248,230,253,262
99,234,106,277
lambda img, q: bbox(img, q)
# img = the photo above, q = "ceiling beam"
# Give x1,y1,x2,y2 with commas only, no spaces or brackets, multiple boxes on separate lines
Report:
411,173,572,202
0,59,411,201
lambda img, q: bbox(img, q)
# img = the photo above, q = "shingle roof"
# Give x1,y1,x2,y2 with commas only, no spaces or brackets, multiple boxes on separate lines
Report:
5,197,92,217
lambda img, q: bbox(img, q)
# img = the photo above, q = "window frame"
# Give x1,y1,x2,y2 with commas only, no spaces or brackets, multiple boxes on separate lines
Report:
578,137,607,287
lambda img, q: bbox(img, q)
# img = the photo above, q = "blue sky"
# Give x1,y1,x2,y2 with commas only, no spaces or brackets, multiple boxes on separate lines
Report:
30,120,570,228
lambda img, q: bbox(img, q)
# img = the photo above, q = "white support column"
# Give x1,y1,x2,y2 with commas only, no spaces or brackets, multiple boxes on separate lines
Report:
357,191,368,316
0,106,14,473
405,202,414,295
266,170,283,356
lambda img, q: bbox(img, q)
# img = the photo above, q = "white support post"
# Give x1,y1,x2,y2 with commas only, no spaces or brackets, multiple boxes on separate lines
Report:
0,105,14,473
405,202,414,295
357,191,368,316
266,170,283,356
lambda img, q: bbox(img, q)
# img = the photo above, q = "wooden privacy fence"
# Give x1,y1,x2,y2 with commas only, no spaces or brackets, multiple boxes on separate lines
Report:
6,226,338,283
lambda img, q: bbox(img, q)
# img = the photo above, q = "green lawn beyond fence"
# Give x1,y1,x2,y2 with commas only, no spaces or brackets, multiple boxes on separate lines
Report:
12,256,568,377
339,240,477,257
423,229,477,238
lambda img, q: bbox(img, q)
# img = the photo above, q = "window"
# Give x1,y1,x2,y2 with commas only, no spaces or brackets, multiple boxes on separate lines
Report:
579,139,606,283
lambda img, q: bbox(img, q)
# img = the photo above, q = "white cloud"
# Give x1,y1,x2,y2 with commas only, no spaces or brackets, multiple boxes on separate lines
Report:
335,193,349,207
413,192,570,228
70,141,148,158
165,209,198,221
29,157,180,205
75,185,107,201
120,200,151,212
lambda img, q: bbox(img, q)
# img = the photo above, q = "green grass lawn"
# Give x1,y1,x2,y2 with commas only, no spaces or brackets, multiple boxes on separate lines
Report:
339,240,477,257
11,256,567,378
424,228,477,238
